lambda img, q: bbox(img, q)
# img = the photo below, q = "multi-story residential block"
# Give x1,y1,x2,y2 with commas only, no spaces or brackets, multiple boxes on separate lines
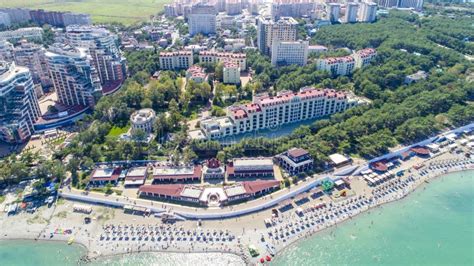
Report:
0,40,13,61
0,12,11,27
358,1,377,23
345,2,359,23
159,51,193,70
65,26,126,94
375,0,399,8
0,27,43,42
188,3,217,36
0,8,31,24
317,55,355,76
29,9,91,27
13,40,51,89
186,65,208,83
226,0,243,15
257,16,298,56
398,0,424,11
45,43,99,108
223,61,240,84
198,51,246,70
271,40,309,66
0,61,41,143
327,3,341,23
353,48,377,68
197,87,364,139
271,0,316,19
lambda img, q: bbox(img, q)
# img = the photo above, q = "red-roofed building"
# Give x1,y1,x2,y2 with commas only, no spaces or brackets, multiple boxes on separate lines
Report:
152,165,202,183
410,146,430,157
89,167,121,186
242,180,281,196
198,50,246,70
138,184,185,201
370,161,388,172
159,50,193,70
124,166,149,187
276,148,314,175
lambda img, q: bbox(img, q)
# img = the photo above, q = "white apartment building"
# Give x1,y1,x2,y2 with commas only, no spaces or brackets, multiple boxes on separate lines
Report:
225,0,243,15
345,2,359,23
353,48,377,68
257,16,298,56
399,0,424,11
188,4,217,36
317,56,356,76
186,65,208,83
45,43,98,107
0,27,43,42
0,40,13,61
13,40,51,88
198,51,246,70
159,51,193,70
358,2,377,23
0,61,40,143
327,3,341,23
271,40,308,66
197,87,364,139
223,61,240,84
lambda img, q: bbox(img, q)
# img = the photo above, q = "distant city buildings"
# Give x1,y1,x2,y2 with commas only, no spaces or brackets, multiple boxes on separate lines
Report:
194,87,366,140
316,48,377,76
0,27,43,42
0,61,40,143
271,0,316,20
225,0,243,15
188,3,217,36
358,2,378,23
0,40,13,61
0,12,11,27
13,40,52,90
159,50,193,70
376,0,423,11
45,43,99,108
345,2,359,23
0,8,91,27
327,3,341,23
271,40,309,66
257,16,298,56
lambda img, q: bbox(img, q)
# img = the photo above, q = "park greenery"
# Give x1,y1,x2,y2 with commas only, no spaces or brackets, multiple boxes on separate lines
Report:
1,9,473,186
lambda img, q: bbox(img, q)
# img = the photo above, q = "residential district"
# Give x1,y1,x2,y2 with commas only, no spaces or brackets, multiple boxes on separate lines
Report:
0,0,472,265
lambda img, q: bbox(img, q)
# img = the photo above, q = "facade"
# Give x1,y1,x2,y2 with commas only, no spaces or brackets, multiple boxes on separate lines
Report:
376,0,399,8
225,0,243,15
159,51,193,70
271,0,316,19
13,40,51,89
0,40,13,61
0,27,43,42
152,165,202,183
316,55,356,76
29,9,91,27
0,8,31,24
188,4,217,36
197,87,364,140
186,65,208,83
353,48,377,68
398,0,424,10
198,51,246,70
202,158,225,180
89,167,121,186
276,148,314,175
227,157,275,179
0,61,40,143
0,12,11,27
327,3,341,23
257,16,298,56
130,108,156,134
45,43,99,108
66,26,126,93
271,40,309,66
223,61,241,84
358,2,377,23
124,167,149,187
345,2,359,23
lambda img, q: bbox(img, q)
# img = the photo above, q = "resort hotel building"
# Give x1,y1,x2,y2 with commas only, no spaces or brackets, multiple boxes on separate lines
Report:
276,148,314,175
0,61,41,143
130,108,156,134
194,87,366,140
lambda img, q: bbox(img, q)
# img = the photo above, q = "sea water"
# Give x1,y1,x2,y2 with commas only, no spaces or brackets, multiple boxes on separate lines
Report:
1,171,472,265
273,170,474,265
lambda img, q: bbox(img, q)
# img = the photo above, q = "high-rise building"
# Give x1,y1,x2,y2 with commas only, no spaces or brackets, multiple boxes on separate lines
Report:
0,27,43,42
358,2,377,23
0,12,11,27
0,8,31,24
65,26,125,94
29,9,91,27
271,0,316,19
345,2,359,23
327,3,341,23
375,0,399,8
45,43,98,108
271,40,309,66
226,0,243,15
398,0,424,10
257,16,298,56
13,40,51,89
0,61,40,143
0,40,13,61
188,4,217,36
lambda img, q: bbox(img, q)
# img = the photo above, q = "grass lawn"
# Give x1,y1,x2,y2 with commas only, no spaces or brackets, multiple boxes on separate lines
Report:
0,0,172,25
107,125,130,138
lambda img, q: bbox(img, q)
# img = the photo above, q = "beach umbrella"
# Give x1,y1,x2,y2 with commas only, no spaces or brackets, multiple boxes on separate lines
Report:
260,258,265,263
266,255,272,261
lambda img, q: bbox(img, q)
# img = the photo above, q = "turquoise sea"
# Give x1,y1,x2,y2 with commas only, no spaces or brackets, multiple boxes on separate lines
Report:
0,171,472,265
